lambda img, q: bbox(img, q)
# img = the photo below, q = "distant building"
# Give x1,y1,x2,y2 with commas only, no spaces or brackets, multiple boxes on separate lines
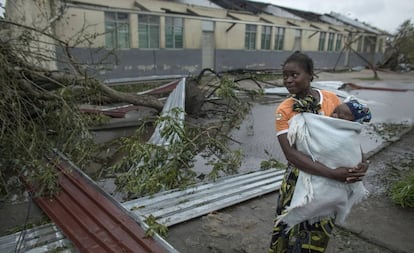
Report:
5,0,390,81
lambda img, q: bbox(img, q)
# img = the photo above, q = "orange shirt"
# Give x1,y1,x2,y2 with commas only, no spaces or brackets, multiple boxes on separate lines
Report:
275,90,341,136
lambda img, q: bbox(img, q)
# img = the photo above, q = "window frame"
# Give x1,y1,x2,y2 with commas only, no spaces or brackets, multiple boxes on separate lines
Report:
245,24,257,50
261,25,272,50
274,27,285,50
327,32,335,51
165,16,184,49
335,34,343,51
138,14,160,49
318,32,326,51
105,12,130,49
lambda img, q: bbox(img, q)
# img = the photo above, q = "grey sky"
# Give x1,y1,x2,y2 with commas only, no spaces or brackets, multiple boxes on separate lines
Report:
0,0,4,17
255,0,414,34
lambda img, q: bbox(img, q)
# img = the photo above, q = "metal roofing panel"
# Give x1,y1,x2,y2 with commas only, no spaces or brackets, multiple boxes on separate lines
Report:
1,169,284,252
210,0,265,14
134,0,165,12
264,5,304,21
123,169,284,227
329,12,379,34
30,153,172,253
320,14,346,26
147,78,186,146
176,0,222,9
276,5,325,23
0,224,71,253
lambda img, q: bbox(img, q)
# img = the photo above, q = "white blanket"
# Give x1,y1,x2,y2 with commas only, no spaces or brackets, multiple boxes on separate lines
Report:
277,113,369,229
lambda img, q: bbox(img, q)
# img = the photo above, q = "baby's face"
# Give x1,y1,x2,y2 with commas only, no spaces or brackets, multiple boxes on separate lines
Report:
331,104,354,121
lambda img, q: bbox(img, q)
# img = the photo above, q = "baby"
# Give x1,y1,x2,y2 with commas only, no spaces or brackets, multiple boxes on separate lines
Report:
331,99,372,123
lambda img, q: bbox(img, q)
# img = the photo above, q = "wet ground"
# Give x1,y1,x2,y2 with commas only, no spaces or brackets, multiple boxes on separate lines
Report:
1,70,413,252
164,70,414,253
165,128,414,253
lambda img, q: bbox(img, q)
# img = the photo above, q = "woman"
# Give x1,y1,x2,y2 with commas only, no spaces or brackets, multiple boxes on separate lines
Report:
269,52,369,253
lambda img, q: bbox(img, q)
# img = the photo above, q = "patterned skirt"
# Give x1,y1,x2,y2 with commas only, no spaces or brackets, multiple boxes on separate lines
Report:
269,165,335,253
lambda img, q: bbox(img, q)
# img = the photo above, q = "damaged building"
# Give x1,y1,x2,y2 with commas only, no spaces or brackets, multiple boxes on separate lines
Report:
4,0,390,81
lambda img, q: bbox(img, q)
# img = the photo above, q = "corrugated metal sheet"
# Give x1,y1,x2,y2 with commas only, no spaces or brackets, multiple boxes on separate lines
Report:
264,5,304,20
329,12,380,34
137,80,179,96
0,77,284,252
1,168,284,252
147,78,186,146
0,223,72,253
123,169,284,227
30,152,173,253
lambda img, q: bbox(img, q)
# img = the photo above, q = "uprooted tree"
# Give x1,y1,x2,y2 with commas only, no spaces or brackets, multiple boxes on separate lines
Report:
381,19,414,70
0,18,263,201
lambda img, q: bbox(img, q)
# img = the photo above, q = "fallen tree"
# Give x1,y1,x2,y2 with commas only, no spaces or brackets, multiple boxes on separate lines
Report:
0,19,264,200
0,19,172,199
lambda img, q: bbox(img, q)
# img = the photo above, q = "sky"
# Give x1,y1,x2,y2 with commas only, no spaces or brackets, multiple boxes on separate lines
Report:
0,0,413,33
253,0,414,34
0,0,4,17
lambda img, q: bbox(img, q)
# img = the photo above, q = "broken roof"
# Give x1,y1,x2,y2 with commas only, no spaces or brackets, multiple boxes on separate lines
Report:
209,0,269,14
275,5,326,23
328,12,385,34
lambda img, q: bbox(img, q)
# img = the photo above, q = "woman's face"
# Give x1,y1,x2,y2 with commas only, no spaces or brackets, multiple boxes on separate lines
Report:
282,62,312,97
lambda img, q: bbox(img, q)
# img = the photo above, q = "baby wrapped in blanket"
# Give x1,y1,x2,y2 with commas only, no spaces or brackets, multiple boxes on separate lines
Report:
276,100,371,229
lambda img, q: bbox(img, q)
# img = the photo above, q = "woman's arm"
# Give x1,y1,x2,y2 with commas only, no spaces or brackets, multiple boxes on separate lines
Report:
278,133,365,183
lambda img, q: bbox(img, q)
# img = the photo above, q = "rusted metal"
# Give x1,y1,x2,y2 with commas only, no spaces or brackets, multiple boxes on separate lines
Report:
80,104,141,118
30,153,172,253
137,80,180,96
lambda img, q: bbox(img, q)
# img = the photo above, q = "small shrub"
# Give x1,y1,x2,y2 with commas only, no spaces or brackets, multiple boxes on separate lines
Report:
390,171,414,208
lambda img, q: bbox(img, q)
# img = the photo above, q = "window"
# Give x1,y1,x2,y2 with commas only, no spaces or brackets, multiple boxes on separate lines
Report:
357,36,363,52
165,17,183,48
364,36,376,53
327,32,335,51
261,26,271,50
377,38,383,53
138,15,160,48
245,24,257,50
274,27,285,50
105,12,130,48
335,34,343,51
318,32,326,51
293,29,302,51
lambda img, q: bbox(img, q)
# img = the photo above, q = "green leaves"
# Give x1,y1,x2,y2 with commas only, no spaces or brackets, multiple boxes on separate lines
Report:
144,215,168,237
390,170,414,208
110,82,252,199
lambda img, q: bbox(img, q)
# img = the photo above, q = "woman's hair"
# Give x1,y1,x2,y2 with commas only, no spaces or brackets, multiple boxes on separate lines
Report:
283,51,314,80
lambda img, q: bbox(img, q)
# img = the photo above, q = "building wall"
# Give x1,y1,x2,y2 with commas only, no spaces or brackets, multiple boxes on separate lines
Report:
185,19,202,49
55,7,106,47
57,47,202,81
29,0,386,80
215,22,245,49
5,0,59,70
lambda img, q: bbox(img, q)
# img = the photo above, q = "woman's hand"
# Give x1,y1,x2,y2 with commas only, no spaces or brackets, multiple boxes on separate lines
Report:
355,160,370,173
330,166,366,183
